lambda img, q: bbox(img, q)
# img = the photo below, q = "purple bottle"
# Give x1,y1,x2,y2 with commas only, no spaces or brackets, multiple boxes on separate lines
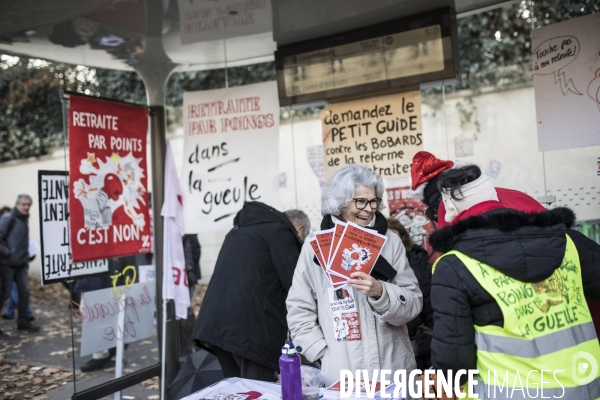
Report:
280,340,303,400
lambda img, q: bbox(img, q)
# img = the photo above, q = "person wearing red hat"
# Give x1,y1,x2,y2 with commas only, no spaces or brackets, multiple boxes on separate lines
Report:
410,151,600,371
427,164,600,397
409,151,546,226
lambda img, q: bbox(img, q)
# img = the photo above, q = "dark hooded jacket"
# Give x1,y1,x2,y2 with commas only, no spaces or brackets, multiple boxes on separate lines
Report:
192,202,304,371
429,207,600,380
0,208,30,267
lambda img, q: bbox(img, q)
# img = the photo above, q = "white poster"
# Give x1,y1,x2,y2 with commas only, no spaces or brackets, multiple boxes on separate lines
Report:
178,0,272,45
532,13,600,151
181,81,280,233
38,171,108,285
79,282,155,356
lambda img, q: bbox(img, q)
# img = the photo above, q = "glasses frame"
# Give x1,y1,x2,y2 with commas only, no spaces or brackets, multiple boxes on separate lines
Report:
352,197,382,210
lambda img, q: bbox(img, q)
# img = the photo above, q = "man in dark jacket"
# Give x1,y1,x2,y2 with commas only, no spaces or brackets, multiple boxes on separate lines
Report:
192,202,309,382
0,195,40,333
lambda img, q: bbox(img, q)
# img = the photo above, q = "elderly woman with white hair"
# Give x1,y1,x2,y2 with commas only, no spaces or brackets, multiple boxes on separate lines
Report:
286,164,422,387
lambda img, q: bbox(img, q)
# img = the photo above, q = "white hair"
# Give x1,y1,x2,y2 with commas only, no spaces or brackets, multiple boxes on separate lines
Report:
284,209,311,240
321,164,385,217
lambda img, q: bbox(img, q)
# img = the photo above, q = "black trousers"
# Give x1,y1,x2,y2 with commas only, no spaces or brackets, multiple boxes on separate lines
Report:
212,346,277,382
0,265,30,324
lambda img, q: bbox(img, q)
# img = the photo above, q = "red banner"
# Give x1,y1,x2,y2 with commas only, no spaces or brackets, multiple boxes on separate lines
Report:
68,96,151,262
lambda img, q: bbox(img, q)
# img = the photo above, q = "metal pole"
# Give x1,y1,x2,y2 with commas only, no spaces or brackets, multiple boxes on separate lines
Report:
133,0,178,393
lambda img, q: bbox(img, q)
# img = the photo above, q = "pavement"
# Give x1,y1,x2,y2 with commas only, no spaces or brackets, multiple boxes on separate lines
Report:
0,279,207,400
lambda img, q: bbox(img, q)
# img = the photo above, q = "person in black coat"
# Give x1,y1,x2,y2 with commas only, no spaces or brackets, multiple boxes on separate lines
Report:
429,166,600,385
387,217,433,370
192,202,310,382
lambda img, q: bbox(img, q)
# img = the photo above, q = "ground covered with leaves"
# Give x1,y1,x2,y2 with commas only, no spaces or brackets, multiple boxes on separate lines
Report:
0,278,208,399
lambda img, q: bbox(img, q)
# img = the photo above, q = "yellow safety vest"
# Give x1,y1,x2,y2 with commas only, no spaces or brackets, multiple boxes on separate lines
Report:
433,235,600,399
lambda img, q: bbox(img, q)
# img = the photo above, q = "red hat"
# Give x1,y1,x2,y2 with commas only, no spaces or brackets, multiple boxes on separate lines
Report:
410,151,454,191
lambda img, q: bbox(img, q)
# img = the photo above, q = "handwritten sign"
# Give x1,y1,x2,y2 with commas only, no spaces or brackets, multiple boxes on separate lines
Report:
532,13,600,151
37,171,108,285
177,0,272,45
321,91,423,180
181,81,280,233
68,95,152,262
78,282,155,356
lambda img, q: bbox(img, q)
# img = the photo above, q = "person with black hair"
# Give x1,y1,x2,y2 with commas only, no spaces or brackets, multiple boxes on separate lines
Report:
429,165,600,397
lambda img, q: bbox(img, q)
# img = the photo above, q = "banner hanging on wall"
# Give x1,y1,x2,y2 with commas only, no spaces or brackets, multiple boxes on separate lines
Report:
532,12,600,151
181,81,280,233
68,95,152,263
38,170,109,285
321,90,423,180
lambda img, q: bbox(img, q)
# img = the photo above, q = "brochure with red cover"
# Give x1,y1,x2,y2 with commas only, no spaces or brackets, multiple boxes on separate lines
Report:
328,222,387,279
315,228,335,266
310,237,335,286
309,238,328,271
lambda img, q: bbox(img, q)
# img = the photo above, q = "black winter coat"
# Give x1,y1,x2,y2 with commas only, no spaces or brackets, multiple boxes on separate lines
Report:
0,209,30,267
192,202,304,371
429,207,600,382
405,244,433,370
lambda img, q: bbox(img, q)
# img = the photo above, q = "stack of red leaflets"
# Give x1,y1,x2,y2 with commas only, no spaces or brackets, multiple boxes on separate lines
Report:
309,221,387,287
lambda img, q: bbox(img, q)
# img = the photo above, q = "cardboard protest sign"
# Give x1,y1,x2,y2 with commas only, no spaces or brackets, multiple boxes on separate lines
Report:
38,171,108,284
68,95,151,263
321,91,423,180
78,282,155,356
181,81,280,233
328,222,387,279
532,13,600,151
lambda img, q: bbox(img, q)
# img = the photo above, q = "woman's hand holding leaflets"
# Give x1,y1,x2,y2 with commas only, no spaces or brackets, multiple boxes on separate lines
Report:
347,272,383,299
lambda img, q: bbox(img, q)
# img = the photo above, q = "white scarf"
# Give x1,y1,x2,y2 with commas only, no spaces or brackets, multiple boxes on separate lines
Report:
441,174,498,223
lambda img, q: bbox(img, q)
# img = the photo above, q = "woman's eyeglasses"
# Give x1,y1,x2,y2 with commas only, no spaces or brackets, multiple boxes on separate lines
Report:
352,197,382,210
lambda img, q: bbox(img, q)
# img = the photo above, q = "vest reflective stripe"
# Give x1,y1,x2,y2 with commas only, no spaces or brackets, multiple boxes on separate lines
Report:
475,321,597,358
471,375,600,400
434,235,600,400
